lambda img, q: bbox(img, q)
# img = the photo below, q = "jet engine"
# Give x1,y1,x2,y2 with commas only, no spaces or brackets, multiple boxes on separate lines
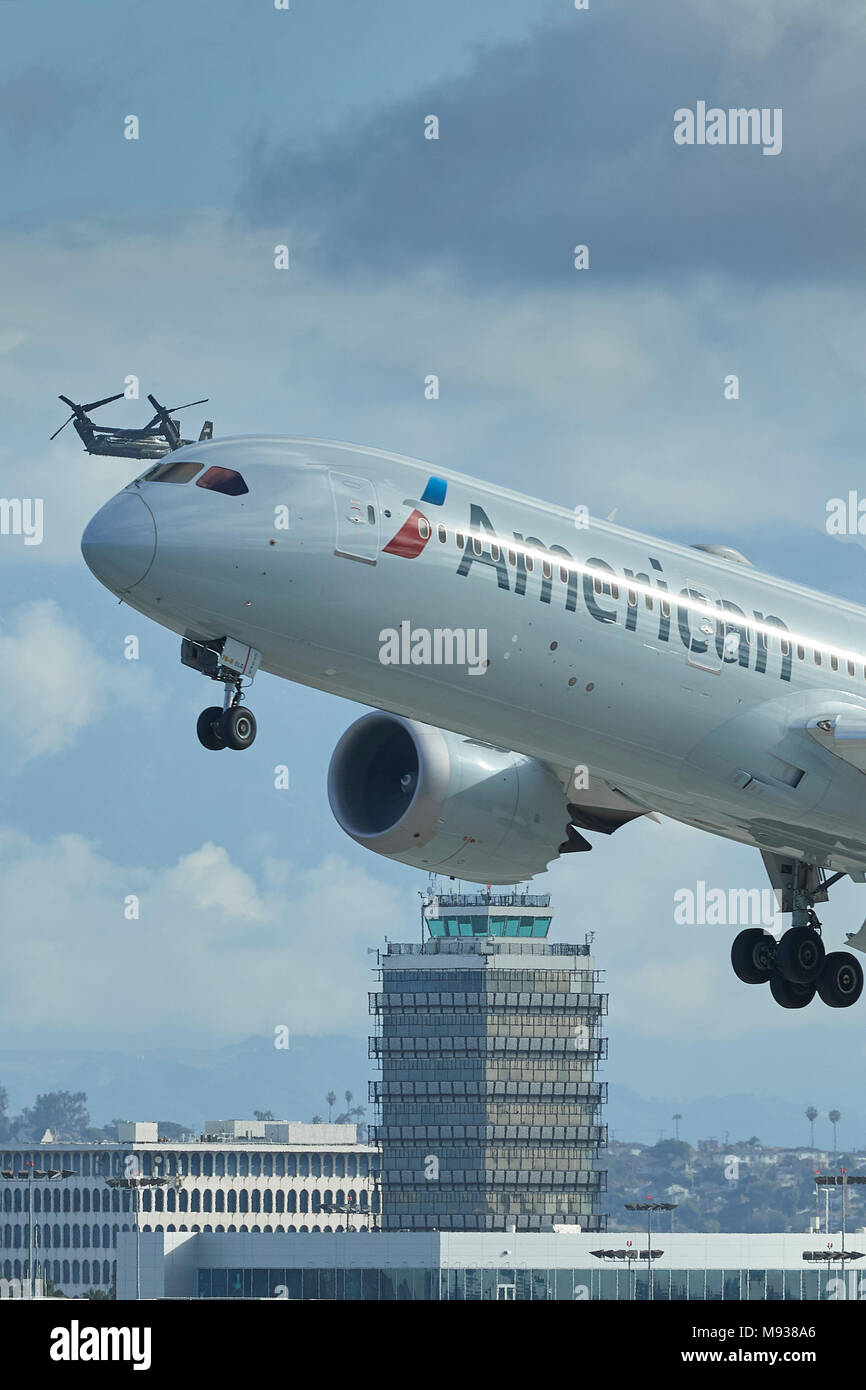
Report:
327,711,571,883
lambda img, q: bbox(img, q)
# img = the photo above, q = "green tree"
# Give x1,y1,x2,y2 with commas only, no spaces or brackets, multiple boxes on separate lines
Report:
23,1091,89,1139
805,1106,818,1148
326,1091,337,1122
829,1109,841,1155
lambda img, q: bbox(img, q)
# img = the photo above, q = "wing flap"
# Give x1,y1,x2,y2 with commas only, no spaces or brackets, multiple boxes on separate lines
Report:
807,713,866,773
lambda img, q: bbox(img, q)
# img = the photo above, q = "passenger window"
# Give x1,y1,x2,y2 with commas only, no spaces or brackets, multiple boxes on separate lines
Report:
542,560,552,579
796,644,805,660
195,466,248,496
848,660,856,676
491,543,501,561
419,518,431,540
456,531,465,548
143,460,202,484
437,524,447,543
507,549,516,566
830,654,838,671
814,650,822,666
472,536,483,556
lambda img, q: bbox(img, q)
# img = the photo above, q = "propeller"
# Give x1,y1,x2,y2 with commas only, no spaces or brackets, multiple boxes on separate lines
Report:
50,391,125,440
144,396,208,429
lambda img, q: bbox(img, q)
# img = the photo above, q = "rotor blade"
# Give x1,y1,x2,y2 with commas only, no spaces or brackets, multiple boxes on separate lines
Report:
163,398,208,414
83,392,125,412
49,415,74,441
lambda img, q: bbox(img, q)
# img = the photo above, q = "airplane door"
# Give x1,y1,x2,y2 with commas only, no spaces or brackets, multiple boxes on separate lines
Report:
681,579,726,673
329,471,380,565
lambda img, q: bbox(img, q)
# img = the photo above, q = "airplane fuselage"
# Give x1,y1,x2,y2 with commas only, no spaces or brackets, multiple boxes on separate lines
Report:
81,436,866,877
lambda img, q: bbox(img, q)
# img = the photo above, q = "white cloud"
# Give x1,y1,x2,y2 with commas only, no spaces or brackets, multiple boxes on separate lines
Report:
0,830,405,1045
0,600,161,763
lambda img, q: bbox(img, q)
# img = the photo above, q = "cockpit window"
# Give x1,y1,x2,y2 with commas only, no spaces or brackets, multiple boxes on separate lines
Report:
195,466,249,497
142,460,203,484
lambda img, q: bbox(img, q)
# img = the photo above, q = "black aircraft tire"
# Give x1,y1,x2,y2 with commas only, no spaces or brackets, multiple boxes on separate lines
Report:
221,705,257,751
730,928,775,984
768,971,815,1009
816,952,864,1009
196,706,226,751
775,926,825,984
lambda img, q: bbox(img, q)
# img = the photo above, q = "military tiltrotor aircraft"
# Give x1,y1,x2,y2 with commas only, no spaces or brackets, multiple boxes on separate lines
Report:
51,390,212,460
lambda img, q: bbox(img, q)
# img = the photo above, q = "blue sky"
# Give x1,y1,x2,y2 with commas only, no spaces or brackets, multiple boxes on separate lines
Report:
2,0,866,1140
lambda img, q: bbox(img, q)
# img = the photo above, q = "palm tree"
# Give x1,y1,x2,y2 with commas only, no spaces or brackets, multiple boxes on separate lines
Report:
345,1090,353,1110
672,1113,682,1141
805,1106,818,1148
829,1109,841,1155
326,1090,336,1122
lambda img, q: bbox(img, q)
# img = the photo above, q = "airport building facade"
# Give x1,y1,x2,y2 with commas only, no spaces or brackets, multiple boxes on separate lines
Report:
119,1228,863,1301
0,1121,378,1298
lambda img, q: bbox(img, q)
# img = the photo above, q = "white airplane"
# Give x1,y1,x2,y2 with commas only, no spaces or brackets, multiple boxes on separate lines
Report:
81,435,866,1011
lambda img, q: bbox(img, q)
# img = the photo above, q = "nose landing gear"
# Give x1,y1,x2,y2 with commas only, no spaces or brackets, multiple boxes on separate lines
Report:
182,636,260,753
195,696,258,752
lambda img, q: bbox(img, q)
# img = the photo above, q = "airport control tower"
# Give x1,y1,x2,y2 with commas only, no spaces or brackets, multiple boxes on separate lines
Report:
369,889,608,1232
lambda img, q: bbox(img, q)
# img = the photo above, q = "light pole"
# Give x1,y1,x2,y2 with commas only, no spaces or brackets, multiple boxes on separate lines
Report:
812,1171,866,1294
624,1199,677,1300
0,1163,74,1299
106,1174,172,1299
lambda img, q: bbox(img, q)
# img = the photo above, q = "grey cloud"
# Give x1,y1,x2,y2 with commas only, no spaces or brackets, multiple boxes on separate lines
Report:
237,1,866,286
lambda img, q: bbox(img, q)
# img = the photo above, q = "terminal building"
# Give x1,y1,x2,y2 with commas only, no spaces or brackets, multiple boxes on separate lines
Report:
0,1121,378,1298
369,891,608,1232
120,1227,866,1301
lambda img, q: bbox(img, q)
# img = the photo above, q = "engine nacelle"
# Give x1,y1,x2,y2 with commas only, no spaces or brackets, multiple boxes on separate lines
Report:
327,712,569,884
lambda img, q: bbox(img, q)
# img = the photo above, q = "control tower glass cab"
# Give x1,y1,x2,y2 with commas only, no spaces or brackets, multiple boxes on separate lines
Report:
422,890,552,940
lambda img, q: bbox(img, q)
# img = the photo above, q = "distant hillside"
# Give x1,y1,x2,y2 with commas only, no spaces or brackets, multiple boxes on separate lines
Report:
0,1035,371,1130
608,1084,865,1153
0,1038,860,1157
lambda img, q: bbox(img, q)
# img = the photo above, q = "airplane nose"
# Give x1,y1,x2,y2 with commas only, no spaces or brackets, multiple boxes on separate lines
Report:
81,491,157,593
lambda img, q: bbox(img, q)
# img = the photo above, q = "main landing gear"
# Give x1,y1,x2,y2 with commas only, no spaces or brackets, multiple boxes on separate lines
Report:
730,854,864,1010
181,636,260,753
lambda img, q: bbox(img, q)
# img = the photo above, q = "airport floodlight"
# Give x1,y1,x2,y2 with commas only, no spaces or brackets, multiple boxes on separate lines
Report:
623,1199,677,1301
802,1250,865,1262
106,1173,174,1299
0,1164,74,1299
